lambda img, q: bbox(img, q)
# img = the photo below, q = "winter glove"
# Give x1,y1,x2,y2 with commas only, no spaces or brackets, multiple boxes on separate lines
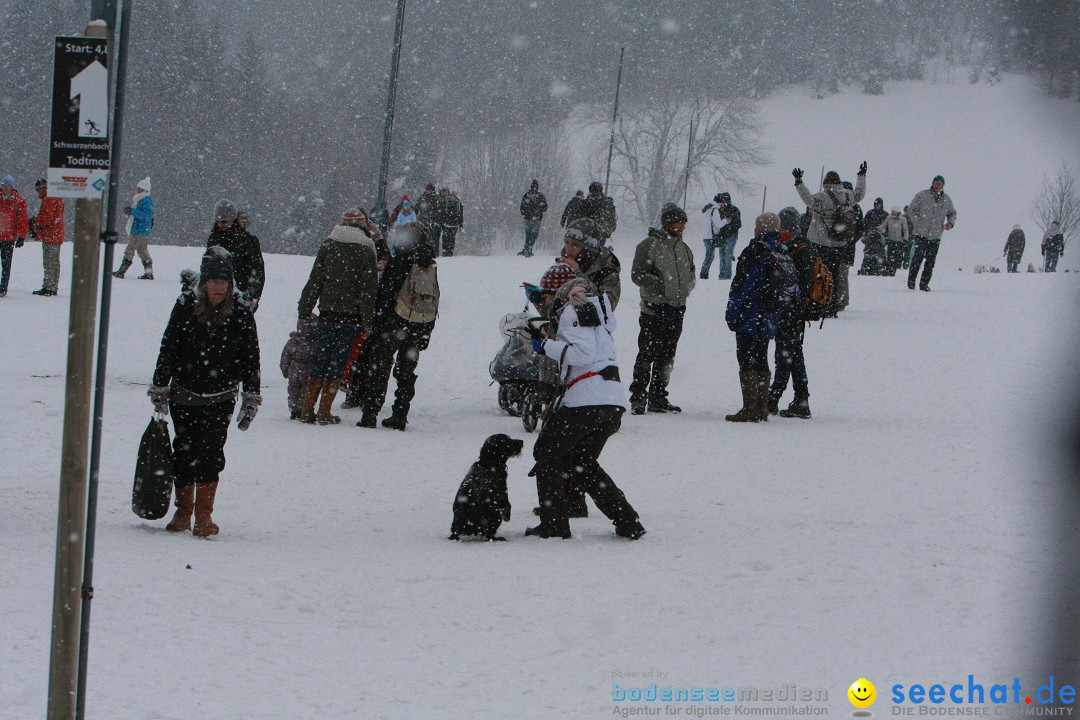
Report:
28,218,37,239
148,385,171,415
858,161,867,176
123,205,132,216
236,391,262,431
792,168,803,184
523,283,544,305
531,338,545,354
15,237,24,248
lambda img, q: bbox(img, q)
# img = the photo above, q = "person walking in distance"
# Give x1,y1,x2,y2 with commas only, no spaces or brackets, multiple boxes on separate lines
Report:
518,179,548,257
30,179,65,296
113,176,155,279
700,192,741,280
906,175,956,291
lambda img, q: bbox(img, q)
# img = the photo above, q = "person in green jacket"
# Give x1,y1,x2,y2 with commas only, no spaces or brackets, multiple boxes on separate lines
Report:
628,203,696,415
296,208,380,424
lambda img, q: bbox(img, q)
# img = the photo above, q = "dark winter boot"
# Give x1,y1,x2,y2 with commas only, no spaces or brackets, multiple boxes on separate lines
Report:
112,258,132,279
165,484,195,532
767,390,781,416
778,396,811,419
725,371,758,422
356,411,378,428
751,372,771,422
381,412,408,431
299,378,324,424
566,491,589,518
137,262,154,280
192,482,219,537
629,396,647,415
647,398,681,414
615,519,647,540
315,379,342,425
525,523,571,539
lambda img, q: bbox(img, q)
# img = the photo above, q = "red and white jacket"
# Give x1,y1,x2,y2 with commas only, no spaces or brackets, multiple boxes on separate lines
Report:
0,190,29,243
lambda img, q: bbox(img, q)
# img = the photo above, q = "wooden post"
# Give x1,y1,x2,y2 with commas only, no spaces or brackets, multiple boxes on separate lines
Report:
46,20,106,720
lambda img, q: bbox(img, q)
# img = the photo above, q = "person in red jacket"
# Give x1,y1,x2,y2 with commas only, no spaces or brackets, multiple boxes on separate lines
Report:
31,179,65,296
0,175,30,298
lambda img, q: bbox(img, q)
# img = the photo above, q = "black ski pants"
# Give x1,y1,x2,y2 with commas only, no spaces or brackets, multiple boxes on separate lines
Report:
170,401,234,488
532,405,638,533
629,311,684,404
362,321,432,417
770,314,808,400
735,332,770,373
908,236,940,289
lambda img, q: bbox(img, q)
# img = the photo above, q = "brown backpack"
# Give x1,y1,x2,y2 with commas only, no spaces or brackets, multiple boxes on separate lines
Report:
394,264,440,323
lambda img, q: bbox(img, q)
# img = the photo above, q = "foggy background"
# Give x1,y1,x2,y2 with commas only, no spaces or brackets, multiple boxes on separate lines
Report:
1,0,1077,253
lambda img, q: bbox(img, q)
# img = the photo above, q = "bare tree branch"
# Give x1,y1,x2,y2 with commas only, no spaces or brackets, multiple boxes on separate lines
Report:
1031,162,1080,247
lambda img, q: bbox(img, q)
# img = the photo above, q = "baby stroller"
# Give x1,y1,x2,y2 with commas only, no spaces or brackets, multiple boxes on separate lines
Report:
489,310,556,432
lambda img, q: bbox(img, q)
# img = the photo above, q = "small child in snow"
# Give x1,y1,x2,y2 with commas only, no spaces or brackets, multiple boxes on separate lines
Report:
280,317,320,419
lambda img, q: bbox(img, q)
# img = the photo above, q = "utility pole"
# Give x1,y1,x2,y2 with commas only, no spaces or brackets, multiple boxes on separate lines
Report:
47,16,108,718
682,119,694,208
603,46,625,194
376,0,406,226
76,0,131,716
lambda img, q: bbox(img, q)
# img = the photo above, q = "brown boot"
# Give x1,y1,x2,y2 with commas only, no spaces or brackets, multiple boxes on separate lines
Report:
299,378,324,424
192,481,220,537
315,379,342,425
165,484,195,532
725,371,759,422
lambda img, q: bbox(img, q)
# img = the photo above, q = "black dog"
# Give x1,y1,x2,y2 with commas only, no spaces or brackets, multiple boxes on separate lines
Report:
449,434,524,541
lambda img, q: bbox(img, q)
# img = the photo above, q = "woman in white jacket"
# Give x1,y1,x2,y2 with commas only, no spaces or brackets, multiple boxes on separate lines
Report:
525,268,645,540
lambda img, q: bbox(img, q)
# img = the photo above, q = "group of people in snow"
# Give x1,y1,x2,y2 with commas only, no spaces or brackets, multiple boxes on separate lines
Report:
515,180,617,258
0,175,65,297
382,183,464,257
1003,221,1065,273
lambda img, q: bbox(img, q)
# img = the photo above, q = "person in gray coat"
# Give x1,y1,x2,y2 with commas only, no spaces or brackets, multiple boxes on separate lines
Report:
906,175,956,291
794,162,866,314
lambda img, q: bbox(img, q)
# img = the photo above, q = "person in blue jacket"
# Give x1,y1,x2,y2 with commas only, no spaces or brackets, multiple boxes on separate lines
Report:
113,176,155,279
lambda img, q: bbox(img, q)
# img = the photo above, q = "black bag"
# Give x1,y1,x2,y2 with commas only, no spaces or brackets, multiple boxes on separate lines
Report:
131,415,176,520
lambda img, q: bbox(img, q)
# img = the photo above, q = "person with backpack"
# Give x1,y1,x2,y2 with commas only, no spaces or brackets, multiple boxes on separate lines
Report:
357,223,439,431
1004,225,1026,273
724,212,799,423
523,269,645,541
560,190,585,228
768,208,815,419
581,181,617,243
906,175,956,291
296,208,380,425
517,179,548,257
628,203,696,415
1042,222,1064,272
699,192,742,280
793,163,866,314
113,176,155,280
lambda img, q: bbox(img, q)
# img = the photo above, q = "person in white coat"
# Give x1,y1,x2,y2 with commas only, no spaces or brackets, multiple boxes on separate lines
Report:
524,269,645,540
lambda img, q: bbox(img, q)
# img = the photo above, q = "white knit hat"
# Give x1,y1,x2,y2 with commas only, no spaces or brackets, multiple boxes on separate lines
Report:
136,176,151,191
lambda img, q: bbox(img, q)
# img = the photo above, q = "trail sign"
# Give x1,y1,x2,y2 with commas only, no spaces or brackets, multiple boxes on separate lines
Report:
49,35,111,198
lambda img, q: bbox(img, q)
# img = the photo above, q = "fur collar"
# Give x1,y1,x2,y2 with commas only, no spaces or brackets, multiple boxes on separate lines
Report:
329,224,375,246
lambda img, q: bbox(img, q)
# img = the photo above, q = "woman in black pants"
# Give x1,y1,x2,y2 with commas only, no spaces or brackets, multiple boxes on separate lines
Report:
149,248,261,537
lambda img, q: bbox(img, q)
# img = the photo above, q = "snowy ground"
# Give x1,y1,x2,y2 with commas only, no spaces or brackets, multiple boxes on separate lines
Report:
2,75,1079,718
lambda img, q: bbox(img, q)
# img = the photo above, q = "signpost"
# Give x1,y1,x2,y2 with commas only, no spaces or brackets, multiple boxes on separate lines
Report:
48,35,110,198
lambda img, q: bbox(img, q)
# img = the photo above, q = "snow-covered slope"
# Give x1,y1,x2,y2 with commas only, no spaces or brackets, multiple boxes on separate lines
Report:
1,75,1078,719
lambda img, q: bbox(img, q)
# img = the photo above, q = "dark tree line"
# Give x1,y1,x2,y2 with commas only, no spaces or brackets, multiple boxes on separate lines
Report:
0,0,1075,254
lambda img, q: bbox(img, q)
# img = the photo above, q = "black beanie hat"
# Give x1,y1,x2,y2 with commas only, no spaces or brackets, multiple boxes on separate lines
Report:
200,247,235,283
778,206,800,232
933,175,945,185
661,203,688,227
588,181,603,193
824,171,841,185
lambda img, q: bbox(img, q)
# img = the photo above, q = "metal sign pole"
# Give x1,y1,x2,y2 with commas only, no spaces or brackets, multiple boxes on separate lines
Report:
76,0,130,716
376,0,406,225
603,46,625,194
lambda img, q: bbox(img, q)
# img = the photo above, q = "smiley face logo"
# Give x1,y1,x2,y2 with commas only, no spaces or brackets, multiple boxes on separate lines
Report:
848,678,876,708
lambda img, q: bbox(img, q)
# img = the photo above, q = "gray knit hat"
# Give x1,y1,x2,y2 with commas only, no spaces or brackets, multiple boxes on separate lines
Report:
214,198,238,223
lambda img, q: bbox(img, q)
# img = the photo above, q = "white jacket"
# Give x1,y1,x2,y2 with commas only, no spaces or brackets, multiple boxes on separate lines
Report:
539,292,628,410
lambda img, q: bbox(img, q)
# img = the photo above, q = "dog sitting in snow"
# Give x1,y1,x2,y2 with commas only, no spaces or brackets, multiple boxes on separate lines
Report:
449,434,524,541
